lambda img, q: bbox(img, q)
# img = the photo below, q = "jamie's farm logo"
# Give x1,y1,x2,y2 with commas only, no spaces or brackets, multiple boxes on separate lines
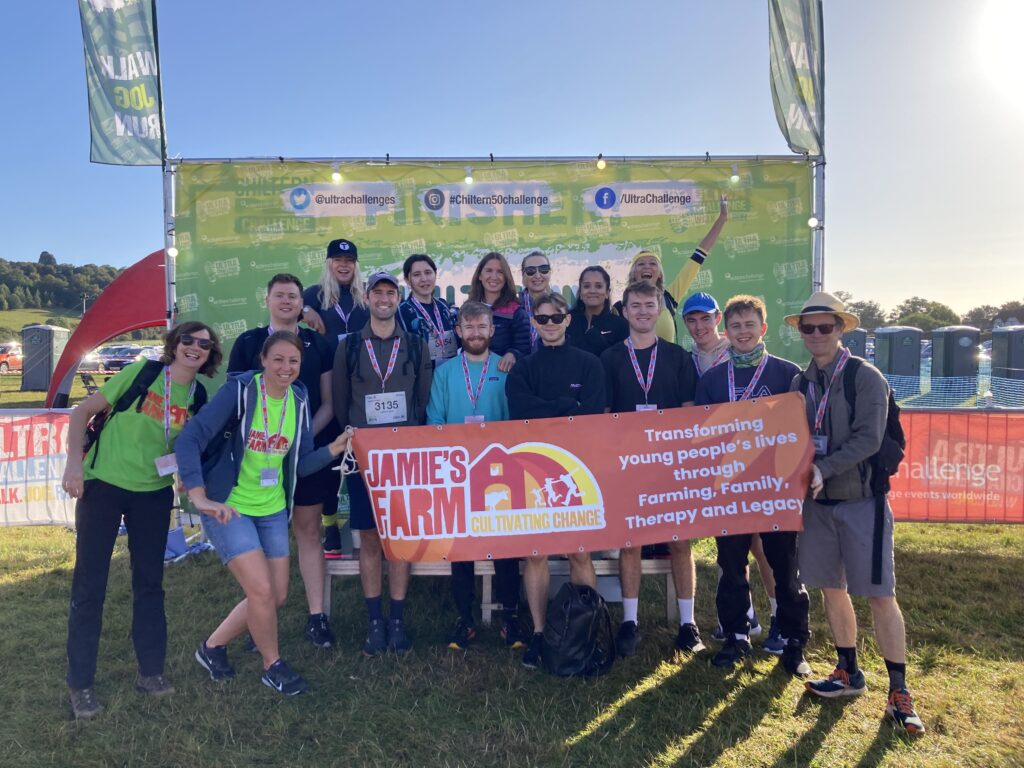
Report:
363,442,605,542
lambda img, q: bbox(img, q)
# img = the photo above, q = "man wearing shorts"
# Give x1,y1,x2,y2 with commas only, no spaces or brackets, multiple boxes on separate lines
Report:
228,273,338,648
333,270,433,656
787,292,925,736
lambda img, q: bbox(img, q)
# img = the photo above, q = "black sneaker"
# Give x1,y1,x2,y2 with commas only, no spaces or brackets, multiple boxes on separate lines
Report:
261,659,308,696
362,618,387,657
195,641,235,681
135,674,175,697
616,620,641,657
323,524,342,555
712,634,753,668
243,634,259,654
500,613,528,650
522,632,544,669
387,618,412,655
69,687,103,720
675,623,706,654
305,613,336,648
447,616,476,651
781,642,812,678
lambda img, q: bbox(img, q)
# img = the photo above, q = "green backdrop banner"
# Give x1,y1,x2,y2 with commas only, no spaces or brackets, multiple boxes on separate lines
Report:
174,158,812,363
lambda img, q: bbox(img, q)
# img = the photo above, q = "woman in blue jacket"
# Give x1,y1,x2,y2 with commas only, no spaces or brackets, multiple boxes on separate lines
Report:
175,331,353,696
467,252,531,371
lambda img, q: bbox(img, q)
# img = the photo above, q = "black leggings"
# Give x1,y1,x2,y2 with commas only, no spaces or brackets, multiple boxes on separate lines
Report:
66,479,173,689
451,558,521,620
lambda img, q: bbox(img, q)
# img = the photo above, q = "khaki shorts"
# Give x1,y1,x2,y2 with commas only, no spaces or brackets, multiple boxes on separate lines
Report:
798,496,896,597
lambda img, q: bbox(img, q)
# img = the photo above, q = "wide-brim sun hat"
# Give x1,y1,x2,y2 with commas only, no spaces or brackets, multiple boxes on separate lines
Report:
784,291,860,332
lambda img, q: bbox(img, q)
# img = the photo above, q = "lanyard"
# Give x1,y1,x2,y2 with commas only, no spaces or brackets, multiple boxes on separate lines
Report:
365,337,401,391
522,291,538,347
460,351,490,413
257,374,289,454
727,354,769,403
333,302,351,330
809,348,851,433
626,338,658,405
412,298,445,339
694,345,730,377
162,367,195,449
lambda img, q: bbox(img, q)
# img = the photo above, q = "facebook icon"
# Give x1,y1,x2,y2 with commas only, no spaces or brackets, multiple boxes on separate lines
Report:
594,187,616,210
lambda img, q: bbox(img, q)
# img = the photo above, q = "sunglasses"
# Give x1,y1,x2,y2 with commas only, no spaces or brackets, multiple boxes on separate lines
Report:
534,313,566,325
180,334,214,350
523,265,551,276
799,322,836,336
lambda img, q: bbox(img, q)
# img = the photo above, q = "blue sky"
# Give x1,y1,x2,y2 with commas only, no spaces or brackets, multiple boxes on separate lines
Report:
0,0,1021,315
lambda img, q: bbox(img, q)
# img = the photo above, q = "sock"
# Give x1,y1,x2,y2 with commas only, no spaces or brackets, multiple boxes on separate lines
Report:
389,599,405,622
678,598,694,626
884,659,907,691
746,600,756,622
734,633,748,641
769,598,778,617
365,596,383,621
622,598,639,625
322,512,338,528
836,645,858,675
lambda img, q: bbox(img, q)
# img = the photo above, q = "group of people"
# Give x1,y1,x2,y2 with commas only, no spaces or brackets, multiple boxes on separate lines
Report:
60,199,925,736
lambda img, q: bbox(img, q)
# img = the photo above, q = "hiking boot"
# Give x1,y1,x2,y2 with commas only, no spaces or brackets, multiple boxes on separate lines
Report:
362,618,387,657
781,643,812,677
522,633,544,669
195,641,235,681
261,659,308,696
616,620,641,657
387,618,412,655
69,687,103,720
761,616,785,655
886,688,926,736
500,613,527,650
305,613,336,648
712,635,753,668
447,616,476,651
675,623,706,654
323,524,342,555
135,674,175,697
805,666,867,698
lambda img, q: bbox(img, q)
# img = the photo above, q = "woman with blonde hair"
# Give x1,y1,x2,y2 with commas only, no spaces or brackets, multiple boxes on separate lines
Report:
301,238,369,345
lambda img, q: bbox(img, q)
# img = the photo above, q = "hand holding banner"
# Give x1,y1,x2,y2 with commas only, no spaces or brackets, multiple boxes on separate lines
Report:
351,393,814,562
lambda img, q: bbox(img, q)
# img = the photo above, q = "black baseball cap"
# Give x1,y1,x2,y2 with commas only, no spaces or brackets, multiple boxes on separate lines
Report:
327,238,358,259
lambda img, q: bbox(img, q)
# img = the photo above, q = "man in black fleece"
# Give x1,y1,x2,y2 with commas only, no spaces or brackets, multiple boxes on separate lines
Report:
505,292,606,670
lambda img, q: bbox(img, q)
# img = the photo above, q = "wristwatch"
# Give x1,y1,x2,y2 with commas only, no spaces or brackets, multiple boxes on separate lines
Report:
302,305,311,318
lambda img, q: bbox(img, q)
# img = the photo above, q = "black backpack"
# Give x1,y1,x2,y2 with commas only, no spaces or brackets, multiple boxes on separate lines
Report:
799,356,906,583
84,359,208,464
542,583,616,677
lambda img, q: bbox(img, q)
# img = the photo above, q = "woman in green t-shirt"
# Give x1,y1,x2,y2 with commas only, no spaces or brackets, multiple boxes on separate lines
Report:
62,321,222,721
174,331,353,697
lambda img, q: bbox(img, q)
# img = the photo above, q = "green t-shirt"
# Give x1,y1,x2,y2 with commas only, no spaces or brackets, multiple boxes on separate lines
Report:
226,375,296,517
84,360,196,492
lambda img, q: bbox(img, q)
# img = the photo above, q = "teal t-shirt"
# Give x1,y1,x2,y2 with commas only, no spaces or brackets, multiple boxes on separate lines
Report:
426,351,509,425
226,375,296,517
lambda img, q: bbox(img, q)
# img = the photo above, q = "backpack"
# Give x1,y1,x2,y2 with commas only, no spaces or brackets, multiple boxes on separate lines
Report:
799,356,906,583
84,360,208,464
542,583,616,677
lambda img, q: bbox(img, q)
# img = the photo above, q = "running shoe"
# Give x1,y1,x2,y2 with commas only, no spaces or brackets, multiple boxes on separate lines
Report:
387,618,412,655
675,623,706,654
712,635,752,668
305,613,336,648
195,641,235,681
362,618,387,657
521,633,544,669
616,620,641,657
261,659,308,696
500,613,528,650
761,616,785,655
69,687,103,720
781,643,812,677
805,666,867,698
446,616,476,651
886,688,926,736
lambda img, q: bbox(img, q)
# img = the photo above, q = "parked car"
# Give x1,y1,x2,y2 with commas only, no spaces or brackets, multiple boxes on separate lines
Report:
138,346,162,361
97,345,143,372
0,342,22,373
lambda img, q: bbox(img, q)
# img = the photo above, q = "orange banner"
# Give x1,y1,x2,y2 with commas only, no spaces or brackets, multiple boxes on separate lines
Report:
890,410,1024,523
351,393,814,562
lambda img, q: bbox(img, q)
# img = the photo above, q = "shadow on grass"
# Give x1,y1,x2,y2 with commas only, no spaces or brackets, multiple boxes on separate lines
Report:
768,694,857,768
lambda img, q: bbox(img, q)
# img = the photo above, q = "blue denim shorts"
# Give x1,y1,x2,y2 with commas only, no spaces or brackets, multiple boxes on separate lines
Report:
201,509,290,565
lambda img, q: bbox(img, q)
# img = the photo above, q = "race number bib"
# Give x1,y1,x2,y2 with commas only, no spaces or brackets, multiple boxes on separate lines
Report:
812,435,829,456
635,404,658,412
365,391,407,425
464,414,485,424
154,454,178,477
430,330,457,362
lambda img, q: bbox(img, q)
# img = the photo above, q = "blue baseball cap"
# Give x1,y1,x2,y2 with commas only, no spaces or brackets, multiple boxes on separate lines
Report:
682,292,720,316
365,270,399,291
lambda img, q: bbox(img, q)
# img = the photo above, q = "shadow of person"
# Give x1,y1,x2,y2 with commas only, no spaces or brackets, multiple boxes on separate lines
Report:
766,692,855,768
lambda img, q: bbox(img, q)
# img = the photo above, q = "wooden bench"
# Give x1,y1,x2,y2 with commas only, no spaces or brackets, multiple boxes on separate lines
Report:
323,557,677,625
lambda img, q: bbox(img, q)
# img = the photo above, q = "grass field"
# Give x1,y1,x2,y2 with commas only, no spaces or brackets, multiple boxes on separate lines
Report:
0,522,1020,767
0,308,80,337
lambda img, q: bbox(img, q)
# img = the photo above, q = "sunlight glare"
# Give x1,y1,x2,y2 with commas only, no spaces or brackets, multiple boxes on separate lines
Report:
978,0,1024,113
